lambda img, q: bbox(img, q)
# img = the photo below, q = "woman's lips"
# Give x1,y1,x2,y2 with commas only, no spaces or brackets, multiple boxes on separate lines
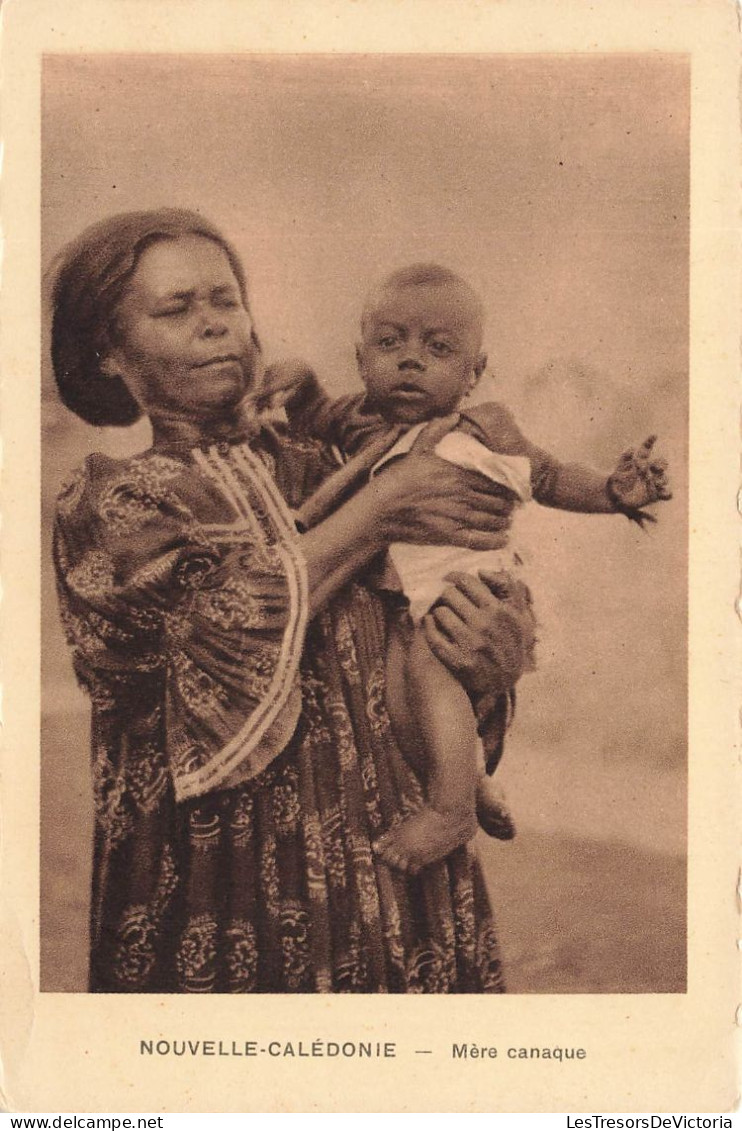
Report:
192,354,241,370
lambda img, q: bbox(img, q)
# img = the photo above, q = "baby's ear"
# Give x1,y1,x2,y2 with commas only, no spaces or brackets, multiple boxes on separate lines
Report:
470,352,488,387
355,343,369,385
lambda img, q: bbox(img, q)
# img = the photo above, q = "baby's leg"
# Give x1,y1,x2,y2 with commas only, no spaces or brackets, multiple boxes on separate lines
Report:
376,626,479,874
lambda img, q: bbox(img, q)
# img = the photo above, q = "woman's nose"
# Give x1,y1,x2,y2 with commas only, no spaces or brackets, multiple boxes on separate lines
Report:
199,308,228,338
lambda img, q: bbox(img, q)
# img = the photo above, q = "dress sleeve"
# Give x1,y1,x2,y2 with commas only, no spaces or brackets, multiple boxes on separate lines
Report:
54,448,308,801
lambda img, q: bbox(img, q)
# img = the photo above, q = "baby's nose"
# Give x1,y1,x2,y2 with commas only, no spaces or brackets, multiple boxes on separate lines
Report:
398,351,425,371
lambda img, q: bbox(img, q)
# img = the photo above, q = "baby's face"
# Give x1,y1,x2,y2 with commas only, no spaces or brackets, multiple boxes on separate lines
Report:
357,283,487,424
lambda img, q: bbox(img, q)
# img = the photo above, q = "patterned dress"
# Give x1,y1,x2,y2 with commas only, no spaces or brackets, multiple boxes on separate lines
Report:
53,426,505,993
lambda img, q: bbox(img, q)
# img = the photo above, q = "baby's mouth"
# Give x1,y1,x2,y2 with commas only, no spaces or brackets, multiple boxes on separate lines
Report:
387,382,427,400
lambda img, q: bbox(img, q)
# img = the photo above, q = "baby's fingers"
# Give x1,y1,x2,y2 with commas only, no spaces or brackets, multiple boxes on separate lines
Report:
647,456,672,501
633,435,659,473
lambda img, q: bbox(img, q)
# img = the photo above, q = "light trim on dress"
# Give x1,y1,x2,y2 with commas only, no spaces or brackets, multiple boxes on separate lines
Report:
175,444,308,799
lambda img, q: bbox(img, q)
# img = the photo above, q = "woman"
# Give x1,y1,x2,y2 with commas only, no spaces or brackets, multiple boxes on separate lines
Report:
50,208,527,992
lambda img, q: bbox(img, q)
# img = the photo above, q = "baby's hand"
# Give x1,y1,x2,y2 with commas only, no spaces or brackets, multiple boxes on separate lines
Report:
257,358,319,412
607,436,672,526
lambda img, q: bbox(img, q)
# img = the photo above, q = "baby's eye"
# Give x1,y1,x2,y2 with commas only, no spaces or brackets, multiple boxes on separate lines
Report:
214,296,240,309
377,335,399,349
429,340,453,356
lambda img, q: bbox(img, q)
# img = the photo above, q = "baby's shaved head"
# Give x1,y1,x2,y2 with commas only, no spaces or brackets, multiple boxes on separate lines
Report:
361,263,484,347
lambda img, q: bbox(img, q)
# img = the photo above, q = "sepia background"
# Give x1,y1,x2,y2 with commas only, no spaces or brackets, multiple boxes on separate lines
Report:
41,53,689,993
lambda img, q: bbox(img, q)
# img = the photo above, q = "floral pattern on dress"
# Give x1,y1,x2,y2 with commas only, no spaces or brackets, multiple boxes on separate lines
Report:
169,647,230,715
92,751,133,847
127,744,169,812
302,812,325,894
320,807,347,889
55,432,506,994
98,456,187,534
176,914,219,992
196,576,263,632
476,922,506,993
188,805,222,850
229,791,255,845
224,920,259,992
405,940,456,995
271,768,301,835
324,695,358,772
333,929,369,992
56,464,88,519
66,550,116,600
260,834,281,913
365,659,392,740
279,901,312,991
333,611,361,684
112,906,159,987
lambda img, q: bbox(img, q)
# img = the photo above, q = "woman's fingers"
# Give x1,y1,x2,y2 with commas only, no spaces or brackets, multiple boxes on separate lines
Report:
426,604,471,646
421,614,470,670
431,585,481,624
387,450,517,547
413,517,509,550
440,570,504,610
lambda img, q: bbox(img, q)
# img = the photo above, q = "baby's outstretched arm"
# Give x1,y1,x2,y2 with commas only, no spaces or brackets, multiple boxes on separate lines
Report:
539,436,671,525
463,402,670,524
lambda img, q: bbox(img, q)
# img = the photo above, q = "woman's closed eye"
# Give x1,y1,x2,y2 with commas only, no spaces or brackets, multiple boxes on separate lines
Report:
212,293,240,309
152,297,191,318
152,295,240,318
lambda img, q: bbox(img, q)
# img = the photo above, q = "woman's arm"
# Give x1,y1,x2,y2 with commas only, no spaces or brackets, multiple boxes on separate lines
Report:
301,417,516,616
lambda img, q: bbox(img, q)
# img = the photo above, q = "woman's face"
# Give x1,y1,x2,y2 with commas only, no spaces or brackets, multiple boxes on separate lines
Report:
105,234,260,420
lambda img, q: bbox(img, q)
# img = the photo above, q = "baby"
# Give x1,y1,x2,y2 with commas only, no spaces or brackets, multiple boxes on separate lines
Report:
262,264,671,874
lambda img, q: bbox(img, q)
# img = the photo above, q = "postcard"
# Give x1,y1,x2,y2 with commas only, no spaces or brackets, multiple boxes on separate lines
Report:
0,0,739,1114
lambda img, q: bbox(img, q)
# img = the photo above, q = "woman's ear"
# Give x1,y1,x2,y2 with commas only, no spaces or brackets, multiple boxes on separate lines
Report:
99,351,141,407
99,352,123,380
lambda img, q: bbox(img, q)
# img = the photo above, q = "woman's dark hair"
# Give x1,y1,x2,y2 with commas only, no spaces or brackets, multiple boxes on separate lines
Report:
50,208,250,426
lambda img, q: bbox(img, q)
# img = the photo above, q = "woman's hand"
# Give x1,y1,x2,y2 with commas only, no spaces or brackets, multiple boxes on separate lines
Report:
302,417,515,615
372,416,515,551
421,570,536,701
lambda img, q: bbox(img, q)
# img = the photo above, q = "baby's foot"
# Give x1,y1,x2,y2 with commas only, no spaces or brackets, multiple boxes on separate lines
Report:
476,776,516,840
373,807,477,875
